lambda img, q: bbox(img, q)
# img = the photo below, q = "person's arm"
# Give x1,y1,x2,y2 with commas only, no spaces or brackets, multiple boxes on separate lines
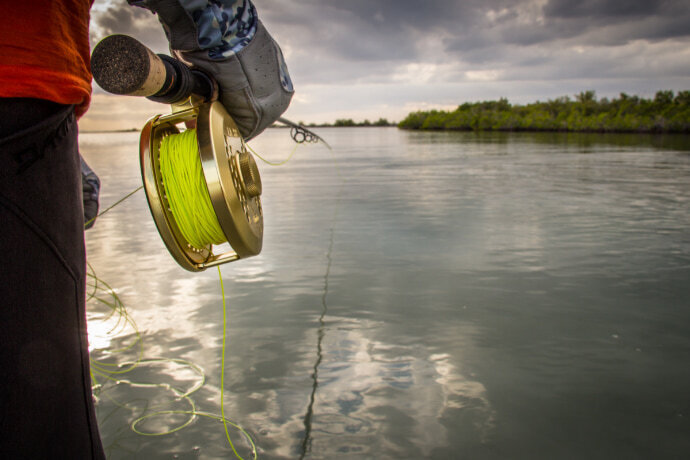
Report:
128,0,293,140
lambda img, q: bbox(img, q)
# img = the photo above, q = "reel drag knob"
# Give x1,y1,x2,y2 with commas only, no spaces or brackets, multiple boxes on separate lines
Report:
239,151,262,198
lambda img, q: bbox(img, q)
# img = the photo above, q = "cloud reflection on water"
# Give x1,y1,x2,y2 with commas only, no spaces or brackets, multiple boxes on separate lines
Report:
82,129,498,458
81,128,690,458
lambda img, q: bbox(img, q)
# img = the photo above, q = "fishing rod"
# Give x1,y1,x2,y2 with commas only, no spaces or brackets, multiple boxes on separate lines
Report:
278,117,332,150
91,34,323,272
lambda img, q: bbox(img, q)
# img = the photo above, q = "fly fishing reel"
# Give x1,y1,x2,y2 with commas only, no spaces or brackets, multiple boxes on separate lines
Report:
139,100,263,271
92,35,263,271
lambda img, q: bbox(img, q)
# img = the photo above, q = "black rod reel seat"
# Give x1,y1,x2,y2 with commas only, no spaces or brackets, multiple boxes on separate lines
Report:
91,35,262,271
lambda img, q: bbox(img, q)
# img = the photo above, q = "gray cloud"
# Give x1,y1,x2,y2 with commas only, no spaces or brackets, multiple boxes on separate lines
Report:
263,0,690,46
91,1,690,84
539,0,690,44
86,0,690,124
543,0,668,20
252,0,690,88
90,1,168,53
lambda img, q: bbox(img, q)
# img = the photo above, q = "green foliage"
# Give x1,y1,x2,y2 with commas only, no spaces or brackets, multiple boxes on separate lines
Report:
334,118,356,127
398,90,690,133
317,118,396,127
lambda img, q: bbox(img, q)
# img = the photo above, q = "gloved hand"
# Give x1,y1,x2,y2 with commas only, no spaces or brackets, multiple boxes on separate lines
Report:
129,0,293,140
80,156,100,229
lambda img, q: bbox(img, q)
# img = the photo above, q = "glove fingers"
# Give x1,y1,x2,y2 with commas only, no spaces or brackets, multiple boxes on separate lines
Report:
175,21,293,140
80,156,100,230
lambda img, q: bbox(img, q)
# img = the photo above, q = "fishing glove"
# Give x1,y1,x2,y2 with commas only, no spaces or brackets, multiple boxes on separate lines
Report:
80,155,100,230
128,0,294,140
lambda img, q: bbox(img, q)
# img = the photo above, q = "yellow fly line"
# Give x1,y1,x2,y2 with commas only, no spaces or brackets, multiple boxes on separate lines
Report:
158,129,226,249
84,115,326,459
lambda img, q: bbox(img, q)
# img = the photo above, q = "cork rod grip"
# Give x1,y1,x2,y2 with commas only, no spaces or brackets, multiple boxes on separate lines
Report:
91,34,167,97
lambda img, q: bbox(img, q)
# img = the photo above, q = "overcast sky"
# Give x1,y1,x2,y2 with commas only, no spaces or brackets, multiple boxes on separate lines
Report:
82,0,690,130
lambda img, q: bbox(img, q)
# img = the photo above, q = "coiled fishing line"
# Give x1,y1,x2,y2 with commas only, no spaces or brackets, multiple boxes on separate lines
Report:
85,144,255,458
159,128,226,249
87,262,144,391
86,263,256,459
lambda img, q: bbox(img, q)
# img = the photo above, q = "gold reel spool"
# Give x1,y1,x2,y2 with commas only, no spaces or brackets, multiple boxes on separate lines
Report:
140,101,263,272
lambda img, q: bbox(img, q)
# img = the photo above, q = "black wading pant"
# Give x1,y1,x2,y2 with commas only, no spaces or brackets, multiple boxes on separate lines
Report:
0,98,105,459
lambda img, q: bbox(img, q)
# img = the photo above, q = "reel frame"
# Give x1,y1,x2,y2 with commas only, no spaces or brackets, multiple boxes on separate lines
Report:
140,100,263,272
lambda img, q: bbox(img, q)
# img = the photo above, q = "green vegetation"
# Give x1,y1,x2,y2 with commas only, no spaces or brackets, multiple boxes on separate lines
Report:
306,118,396,128
399,91,690,133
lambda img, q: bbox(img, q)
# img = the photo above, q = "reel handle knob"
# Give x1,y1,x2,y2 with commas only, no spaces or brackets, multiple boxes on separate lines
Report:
239,151,262,197
91,35,215,104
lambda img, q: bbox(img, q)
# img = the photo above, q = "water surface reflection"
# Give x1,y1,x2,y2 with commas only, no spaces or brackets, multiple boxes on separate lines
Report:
83,128,690,459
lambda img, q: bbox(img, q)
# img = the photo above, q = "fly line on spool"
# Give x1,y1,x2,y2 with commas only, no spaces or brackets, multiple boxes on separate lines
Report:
158,129,226,249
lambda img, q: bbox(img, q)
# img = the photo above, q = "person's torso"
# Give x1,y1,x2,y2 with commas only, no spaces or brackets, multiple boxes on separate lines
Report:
0,1,94,116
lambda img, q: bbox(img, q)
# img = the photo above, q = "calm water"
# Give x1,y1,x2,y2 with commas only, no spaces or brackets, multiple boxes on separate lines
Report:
81,128,690,459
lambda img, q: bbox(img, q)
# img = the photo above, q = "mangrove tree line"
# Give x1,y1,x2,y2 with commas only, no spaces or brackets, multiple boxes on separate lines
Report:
399,91,690,133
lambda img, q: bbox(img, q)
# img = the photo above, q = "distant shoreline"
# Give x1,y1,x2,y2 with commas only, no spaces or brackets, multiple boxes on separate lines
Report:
398,90,690,134
282,118,397,129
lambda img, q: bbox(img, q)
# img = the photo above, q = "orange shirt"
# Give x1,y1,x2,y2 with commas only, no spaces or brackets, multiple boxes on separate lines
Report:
0,1,93,117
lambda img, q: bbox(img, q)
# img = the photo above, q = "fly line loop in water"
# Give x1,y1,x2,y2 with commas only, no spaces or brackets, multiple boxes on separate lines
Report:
85,100,332,460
